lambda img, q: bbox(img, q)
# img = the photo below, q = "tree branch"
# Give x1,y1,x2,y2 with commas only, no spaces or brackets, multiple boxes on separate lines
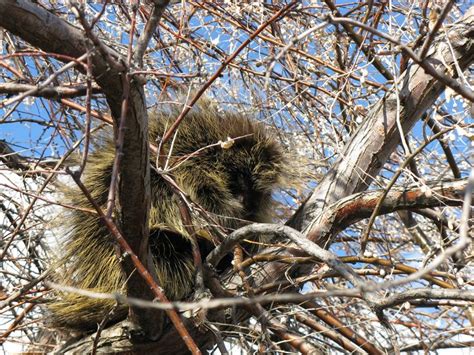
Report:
307,179,468,246
0,82,101,99
289,7,474,235
377,288,474,309
0,0,171,342
135,1,170,67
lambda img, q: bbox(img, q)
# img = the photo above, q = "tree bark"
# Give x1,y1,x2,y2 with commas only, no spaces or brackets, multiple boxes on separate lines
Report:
0,0,158,339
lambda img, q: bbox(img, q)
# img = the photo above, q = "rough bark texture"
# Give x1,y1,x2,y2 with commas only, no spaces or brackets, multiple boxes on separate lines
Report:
305,179,468,245
59,319,214,355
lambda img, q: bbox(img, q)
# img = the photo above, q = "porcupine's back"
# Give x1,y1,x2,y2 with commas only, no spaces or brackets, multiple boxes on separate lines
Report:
49,104,285,332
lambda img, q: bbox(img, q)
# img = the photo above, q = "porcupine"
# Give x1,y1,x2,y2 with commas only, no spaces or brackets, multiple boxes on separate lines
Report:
49,103,285,332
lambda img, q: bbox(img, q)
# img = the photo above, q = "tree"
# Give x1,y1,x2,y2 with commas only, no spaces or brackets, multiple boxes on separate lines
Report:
0,1,473,354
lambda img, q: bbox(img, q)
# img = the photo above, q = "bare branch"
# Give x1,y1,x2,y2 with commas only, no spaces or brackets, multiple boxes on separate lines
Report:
308,179,468,246
135,1,170,66
378,288,474,309
0,82,101,99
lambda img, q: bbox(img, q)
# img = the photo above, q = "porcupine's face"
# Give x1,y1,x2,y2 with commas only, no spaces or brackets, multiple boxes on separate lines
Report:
226,134,284,223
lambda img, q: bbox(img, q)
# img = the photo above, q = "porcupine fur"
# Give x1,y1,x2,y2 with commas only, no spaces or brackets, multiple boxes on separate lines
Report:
49,103,285,332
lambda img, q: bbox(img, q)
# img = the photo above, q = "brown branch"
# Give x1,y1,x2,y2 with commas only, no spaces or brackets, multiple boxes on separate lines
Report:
301,300,383,355
249,303,321,354
91,304,119,355
60,98,113,124
340,256,455,289
306,179,467,246
77,53,93,177
0,303,36,343
135,1,170,67
0,52,89,108
0,82,102,99
294,312,371,354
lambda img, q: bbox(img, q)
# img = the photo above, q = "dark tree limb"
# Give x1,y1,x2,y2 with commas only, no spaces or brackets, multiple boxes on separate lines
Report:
308,179,468,246
0,0,164,342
